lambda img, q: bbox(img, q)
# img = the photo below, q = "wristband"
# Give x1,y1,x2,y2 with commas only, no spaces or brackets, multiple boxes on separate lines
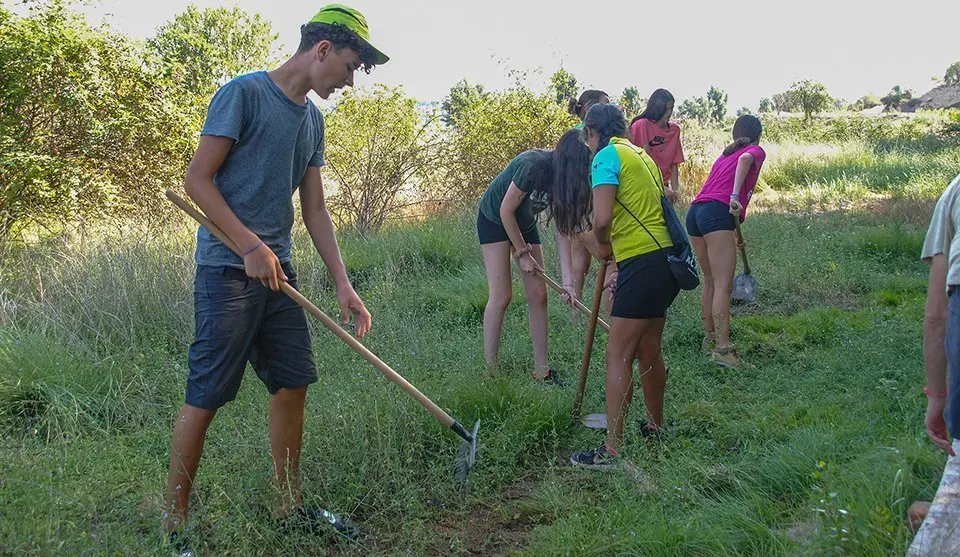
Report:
730,193,740,200
242,240,265,257
924,386,947,398
514,245,531,258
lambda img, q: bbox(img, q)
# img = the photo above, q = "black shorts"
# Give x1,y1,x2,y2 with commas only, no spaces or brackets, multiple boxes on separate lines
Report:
685,200,736,237
186,264,317,410
611,249,680,319
477,210,541,245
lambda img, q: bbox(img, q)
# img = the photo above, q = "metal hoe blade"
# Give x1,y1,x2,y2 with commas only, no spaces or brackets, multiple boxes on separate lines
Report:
454,420,480,486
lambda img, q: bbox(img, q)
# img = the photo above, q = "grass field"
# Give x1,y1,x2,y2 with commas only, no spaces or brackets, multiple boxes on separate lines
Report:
1,135,957,555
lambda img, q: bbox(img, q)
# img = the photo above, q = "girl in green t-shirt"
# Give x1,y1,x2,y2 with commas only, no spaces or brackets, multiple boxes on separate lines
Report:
477,129,593,383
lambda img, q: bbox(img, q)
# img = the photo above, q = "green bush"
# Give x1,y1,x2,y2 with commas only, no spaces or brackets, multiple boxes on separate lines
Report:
0,2,196,237
442,82,576,200
0,1,280,239
761,114,943,144
325,85,446,232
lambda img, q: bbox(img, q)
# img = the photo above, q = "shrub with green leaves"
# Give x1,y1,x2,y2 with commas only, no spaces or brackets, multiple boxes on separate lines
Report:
0,1,196,237
0,1,279,239
442,84,576,200
324,85,446,232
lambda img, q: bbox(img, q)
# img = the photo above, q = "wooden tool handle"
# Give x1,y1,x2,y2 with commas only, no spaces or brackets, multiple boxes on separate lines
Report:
165,189,458,429
536,269,610,333
733,216,751,275
572,262,607,419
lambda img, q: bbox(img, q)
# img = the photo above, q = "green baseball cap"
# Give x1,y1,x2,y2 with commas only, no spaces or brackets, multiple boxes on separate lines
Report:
309,4,389,65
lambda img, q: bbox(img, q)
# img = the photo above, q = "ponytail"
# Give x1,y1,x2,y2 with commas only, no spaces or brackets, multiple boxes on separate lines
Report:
723,137,753,156
569,89,609,121
583,104,628,152
723,114,763,156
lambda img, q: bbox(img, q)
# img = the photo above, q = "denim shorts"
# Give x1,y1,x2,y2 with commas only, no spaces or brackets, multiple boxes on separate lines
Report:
685,200,736,237
185,264,317,410
945,287,960,438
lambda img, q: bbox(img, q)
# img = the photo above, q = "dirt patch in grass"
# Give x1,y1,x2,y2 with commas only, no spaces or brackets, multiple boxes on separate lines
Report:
429,477,543,556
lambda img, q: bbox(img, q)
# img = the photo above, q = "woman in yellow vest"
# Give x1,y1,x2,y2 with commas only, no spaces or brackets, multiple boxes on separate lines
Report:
571,104,680,470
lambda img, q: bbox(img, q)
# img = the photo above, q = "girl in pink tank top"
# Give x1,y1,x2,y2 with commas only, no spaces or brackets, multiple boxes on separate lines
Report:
686,115,765,371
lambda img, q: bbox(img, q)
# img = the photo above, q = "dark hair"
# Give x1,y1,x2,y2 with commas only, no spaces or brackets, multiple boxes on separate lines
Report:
546,129,592,235
297,22,377,73
631,88,675,126
583,103,627,152
722,115,763,156
567,90,609,121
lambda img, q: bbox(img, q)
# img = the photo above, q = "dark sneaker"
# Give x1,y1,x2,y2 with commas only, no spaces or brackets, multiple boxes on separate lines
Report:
637,419,664,439
168,531,196,557
538,369,569,387
280,507,361,540
570,444,618,470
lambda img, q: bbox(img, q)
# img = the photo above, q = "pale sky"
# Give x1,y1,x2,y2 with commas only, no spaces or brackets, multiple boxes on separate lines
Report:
12,0,960,112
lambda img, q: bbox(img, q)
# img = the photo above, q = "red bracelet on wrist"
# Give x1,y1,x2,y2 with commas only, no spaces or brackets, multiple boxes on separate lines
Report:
924,386,948,398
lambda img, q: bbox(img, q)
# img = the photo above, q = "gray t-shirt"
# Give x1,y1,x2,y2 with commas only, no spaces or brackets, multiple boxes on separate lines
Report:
922,173,960,287
195,71,325,268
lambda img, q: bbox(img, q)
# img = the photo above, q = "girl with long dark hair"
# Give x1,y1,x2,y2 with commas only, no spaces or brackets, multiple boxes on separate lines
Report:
477,129,593,383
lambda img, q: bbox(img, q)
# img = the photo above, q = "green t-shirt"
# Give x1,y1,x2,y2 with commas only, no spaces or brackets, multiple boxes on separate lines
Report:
478,150,550,233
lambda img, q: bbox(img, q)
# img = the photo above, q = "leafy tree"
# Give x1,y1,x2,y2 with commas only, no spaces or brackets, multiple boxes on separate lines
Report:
677,97,710,123
772,91,796,113
706,86,728,124
758,98,774,113
549,67,578,106
325,86,445,232
619,86,643,119
945,61,960,86
880,85,913,110
787,79,832,122
736,107,752,117
441,79,488,127
148,5,279,125
0,0,194,237
444,85,576,198
677,86,727,126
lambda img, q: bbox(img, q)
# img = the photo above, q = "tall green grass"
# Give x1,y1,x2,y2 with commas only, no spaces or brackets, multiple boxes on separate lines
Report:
0,198,946,555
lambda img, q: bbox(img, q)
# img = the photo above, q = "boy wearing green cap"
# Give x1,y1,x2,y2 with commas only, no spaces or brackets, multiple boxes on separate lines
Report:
162,5,388,549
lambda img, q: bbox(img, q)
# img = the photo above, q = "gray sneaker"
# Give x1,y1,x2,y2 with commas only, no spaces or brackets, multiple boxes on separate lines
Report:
570,444,618,471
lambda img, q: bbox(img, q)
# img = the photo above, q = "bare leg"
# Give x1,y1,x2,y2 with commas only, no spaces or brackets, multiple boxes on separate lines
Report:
570,237,592,301
689,234,714,339
519,244,550,378
636,319,667,428
269,386,308,515
481,242,513,371
163,404,217,533
604,317,648,453
703,230,737,348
